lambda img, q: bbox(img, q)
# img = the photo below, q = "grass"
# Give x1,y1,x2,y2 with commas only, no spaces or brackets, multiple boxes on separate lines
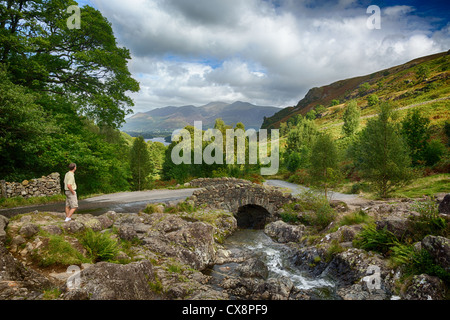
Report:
34,232,91,267
392,173,450,198
338,210,373,227
0,194,66,209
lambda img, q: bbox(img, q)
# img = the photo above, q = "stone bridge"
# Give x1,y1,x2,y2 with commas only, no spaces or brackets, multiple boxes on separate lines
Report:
188,178,295,229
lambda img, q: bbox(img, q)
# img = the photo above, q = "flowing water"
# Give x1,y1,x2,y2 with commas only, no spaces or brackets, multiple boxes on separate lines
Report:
206,229,338,299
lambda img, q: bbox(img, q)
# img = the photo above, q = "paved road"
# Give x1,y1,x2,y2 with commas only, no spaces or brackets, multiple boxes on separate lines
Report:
0,188,201,218
1,180,365,219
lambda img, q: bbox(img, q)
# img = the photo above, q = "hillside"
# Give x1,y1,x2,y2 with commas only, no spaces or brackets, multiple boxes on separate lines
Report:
262,51,450,130
121,101,281,133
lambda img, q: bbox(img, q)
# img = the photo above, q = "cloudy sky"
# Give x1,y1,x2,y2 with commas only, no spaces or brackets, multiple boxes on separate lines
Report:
77,0,450,114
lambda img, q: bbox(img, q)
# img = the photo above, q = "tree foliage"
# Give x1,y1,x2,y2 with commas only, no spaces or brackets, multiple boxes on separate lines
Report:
342,100,360,137
401,109,431,166
351,103,412,198
0,1,141,195
309,133,341,198
0,0,139,128
130,137,153,191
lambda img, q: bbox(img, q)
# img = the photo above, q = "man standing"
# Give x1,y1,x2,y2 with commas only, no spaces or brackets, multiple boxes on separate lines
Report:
64,163,78,222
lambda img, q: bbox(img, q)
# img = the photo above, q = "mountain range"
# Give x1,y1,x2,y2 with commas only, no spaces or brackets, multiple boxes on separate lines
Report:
121,101,281,133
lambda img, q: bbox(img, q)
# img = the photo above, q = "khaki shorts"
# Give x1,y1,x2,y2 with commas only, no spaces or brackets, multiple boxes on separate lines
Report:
65,191,79,209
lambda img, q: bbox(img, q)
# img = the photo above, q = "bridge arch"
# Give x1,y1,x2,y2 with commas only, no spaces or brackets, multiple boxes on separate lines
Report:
235,204,270,229
190,178,295,229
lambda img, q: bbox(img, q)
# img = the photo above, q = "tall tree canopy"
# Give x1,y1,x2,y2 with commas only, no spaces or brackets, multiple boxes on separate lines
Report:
0,0,139,128
0,1,140,192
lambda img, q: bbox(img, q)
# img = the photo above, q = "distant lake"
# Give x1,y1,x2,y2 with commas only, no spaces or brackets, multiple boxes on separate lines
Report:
145,137,170,146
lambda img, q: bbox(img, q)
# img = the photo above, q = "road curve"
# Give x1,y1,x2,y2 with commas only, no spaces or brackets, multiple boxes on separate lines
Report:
264,179,366,205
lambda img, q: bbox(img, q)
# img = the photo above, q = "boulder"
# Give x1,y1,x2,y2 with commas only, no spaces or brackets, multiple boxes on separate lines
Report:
63,260,162,300
118,225,137,241
254,277,294,300
438,194,450,215
376,217,413,240
62,221,85,234
237,258,269,279
166,222,216,270
264,220,305,243
19,223,39,238
0,215,9,243
41,225,62,236
402,274,446,300
421,235,450,272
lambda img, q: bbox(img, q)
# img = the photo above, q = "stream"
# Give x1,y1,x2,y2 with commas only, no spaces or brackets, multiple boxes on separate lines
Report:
205,229,338,300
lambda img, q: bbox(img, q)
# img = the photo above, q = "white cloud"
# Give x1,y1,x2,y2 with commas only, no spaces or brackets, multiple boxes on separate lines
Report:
91,0,450,113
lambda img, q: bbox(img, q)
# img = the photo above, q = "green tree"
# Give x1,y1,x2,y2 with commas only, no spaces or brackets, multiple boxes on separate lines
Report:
342,100,360,137
445,121,450,147
0,0,139,128
306,109,317,120
401,109,431,166
423,140,446,167
416,65,430,82
130,137,153,191
367,94,379,108
285,118,319,169
0,66,55,180
309,133,341,198
358,82,371,96
352,103,412,198
330,99,340,106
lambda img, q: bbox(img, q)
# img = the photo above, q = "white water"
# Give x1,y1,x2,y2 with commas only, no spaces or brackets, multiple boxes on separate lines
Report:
208,229,337,298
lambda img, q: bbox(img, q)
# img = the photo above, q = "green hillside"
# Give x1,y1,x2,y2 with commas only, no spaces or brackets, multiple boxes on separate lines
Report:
262,51,450,132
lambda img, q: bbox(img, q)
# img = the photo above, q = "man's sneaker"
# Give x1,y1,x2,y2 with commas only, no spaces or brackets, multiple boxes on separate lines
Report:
65,217,72,222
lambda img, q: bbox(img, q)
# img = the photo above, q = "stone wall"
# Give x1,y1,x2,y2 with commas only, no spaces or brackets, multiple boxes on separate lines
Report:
0,173,61,199
188,177,253,188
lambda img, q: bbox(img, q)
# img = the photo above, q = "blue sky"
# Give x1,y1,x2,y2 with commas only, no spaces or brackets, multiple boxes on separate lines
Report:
75,0,450,113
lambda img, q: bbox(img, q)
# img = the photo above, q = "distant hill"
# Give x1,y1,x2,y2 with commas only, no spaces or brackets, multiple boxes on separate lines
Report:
122,101,281,133
262,51,450,129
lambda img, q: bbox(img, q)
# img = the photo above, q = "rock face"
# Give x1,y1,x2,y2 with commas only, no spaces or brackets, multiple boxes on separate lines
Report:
114,212,225,271
63,260,161,300
376,217,414,240
0,238,55,300
0,207,234,301
0,173,61,199
402,274,446,300
0,216,8,243
421,235,450,272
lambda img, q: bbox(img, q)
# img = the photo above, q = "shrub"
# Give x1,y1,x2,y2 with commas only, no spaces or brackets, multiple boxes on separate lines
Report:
279,211,299,224
339,210,372,227
296,190,336,230
80,229,119,262
390,243,450,285
353,223,399,254
142,203,163,214
409,199,448,240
